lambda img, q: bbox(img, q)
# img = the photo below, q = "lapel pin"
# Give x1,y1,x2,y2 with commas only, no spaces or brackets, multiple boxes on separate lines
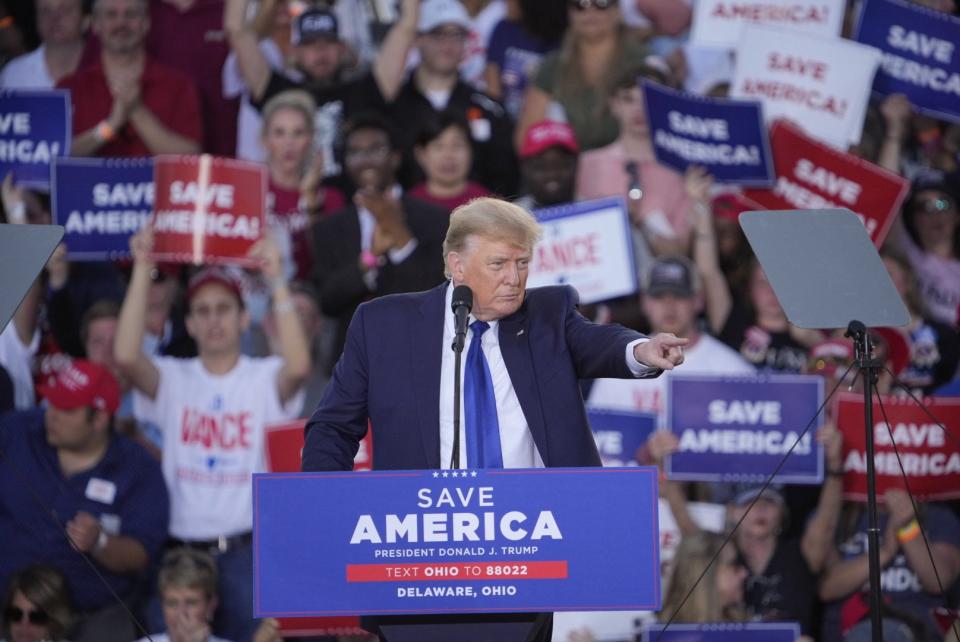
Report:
517,329,525,336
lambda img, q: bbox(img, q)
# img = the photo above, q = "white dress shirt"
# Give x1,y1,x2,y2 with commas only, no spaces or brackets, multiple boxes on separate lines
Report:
438,283,653,469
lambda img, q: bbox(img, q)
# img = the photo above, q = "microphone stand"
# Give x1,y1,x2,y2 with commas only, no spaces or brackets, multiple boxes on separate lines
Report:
450,320,468,470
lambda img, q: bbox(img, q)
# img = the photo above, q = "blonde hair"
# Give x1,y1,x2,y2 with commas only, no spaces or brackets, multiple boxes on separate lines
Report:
261,89,317,138
158,548,219,600
443,198,542,278
660,531,745,624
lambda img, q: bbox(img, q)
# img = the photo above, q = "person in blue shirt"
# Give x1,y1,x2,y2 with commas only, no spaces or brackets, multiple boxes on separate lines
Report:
0,359,169,642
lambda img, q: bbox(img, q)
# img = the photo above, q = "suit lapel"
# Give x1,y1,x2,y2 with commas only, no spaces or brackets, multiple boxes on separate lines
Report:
411,283,447,468
498,304,549,466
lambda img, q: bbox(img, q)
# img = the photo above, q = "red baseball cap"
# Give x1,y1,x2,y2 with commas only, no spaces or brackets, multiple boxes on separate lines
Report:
186,267,244,305
38,360,121,414
519,121,579,159
807,338,855,377
871,327,910,377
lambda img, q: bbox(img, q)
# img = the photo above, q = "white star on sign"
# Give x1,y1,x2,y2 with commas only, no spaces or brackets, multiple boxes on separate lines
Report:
432,471,440,478
442,471,449,478
470,471,478,477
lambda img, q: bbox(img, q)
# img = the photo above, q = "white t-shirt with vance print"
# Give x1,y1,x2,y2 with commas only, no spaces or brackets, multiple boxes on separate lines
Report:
133,356,302,540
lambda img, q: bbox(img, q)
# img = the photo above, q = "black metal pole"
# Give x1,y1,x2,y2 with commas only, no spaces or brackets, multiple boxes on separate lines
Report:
450,347,463,470
847,320,884,642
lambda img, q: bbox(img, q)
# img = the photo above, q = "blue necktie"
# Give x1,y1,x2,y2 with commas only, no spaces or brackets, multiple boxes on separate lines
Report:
464,320,503,468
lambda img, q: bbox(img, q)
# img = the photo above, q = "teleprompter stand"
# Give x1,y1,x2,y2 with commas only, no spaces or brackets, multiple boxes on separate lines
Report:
740,209,909,642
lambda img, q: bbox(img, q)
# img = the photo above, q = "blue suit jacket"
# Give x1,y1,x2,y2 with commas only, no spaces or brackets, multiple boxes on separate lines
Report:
302,282,652,471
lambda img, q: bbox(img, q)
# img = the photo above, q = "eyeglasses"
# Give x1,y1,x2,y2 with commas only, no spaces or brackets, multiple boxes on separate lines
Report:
569,0,618,10
425,27,469,41
915,196,956,215
344,144,391,164
4,606,50,626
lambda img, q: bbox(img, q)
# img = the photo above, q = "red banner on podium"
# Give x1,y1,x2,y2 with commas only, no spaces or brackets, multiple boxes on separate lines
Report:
264,419,373,636
742,121,909,247
835,392,960,501
150,155,266,266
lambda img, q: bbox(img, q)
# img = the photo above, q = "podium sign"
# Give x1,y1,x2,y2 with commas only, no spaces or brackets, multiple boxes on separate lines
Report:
254,468,661,616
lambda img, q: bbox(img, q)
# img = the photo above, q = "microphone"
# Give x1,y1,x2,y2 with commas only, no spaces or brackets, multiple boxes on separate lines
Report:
625,161,643,202
451,285,473,353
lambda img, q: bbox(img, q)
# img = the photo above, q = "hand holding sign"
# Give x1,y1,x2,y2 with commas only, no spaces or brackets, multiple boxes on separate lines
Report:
1,172,25,223
880,93,913,141
130,223,156,267
635,333,688,371
884,488,915,529
684,165,714,203
247,235,284,282
817,421,843,472
647,429,681,465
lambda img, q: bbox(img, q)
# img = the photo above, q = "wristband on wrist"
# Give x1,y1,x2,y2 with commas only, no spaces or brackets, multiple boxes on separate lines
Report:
827,468,845,477
5,200,26,224
96,120,116,143
273,299,294,314
360,250,382,270
897,519,921,543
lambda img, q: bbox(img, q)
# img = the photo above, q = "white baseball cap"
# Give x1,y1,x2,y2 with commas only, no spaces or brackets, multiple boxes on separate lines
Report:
418,0,471,33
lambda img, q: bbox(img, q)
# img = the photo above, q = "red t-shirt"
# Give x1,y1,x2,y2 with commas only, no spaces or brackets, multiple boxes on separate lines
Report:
407,181,491,213
146,0,238,156
267,179,345,280
57,58,203,158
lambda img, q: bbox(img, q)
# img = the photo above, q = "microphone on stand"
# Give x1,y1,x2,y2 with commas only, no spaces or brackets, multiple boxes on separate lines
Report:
450,285,473,469
451,285,473,353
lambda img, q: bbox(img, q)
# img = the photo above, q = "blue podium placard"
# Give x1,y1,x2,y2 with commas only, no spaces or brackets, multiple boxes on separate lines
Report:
588,409,657,467
254,467,661,616
52,157,154,260
853,0,960,123
0,90,70,189
666,375,824,483
642,622,801,642
642,81,774,186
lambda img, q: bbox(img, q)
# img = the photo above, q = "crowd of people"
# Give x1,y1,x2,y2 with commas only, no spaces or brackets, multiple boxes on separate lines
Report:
0,0,959,641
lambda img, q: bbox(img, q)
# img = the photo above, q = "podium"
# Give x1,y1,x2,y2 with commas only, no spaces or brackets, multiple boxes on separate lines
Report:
253,468,662,641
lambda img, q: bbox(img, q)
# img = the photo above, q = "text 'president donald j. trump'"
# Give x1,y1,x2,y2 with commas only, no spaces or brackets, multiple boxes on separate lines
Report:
302,196,687,472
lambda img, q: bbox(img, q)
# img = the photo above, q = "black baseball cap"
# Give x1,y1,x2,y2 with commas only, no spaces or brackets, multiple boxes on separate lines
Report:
646,256,696,298
291,7,339,45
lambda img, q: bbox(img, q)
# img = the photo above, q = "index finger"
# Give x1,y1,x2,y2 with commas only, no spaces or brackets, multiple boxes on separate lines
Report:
656,334,690,347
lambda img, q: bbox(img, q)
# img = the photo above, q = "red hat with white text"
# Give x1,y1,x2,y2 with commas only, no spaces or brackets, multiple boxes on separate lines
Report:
38,360,121,414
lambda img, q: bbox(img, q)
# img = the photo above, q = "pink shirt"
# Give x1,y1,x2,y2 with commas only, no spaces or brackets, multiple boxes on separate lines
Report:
575,141,692,242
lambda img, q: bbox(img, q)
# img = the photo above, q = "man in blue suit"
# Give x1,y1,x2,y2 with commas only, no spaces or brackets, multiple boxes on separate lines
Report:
302,196,686,638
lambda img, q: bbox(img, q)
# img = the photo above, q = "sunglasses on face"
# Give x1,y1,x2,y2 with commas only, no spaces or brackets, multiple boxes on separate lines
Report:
569,0,617,10
4,606,50,626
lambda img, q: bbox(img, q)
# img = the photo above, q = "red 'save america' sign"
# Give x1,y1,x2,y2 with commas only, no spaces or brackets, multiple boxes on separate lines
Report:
743,121,909,247
150,154,266,266
835,392,960,501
